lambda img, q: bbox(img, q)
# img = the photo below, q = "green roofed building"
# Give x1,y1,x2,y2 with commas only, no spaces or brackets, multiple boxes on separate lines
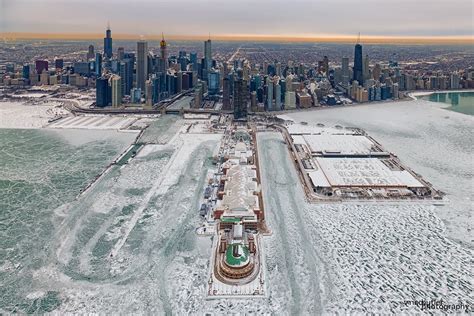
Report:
225,243,250,267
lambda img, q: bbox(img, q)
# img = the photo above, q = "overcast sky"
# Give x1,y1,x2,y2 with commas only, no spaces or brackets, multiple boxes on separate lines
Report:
1,0,472,37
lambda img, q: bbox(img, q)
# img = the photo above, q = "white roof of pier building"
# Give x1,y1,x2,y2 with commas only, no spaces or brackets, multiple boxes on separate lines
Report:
217,163,259,219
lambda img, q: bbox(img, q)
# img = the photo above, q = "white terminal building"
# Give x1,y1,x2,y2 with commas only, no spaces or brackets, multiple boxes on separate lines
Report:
287,124,435,200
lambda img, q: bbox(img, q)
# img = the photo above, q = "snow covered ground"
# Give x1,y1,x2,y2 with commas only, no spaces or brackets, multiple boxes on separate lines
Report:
285,98,473,247
257,132,472,314
47,115,138,130
1,97,472,313
0,101,69,129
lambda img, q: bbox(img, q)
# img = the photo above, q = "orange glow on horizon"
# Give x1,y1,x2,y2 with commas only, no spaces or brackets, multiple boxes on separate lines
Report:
1,32,473,45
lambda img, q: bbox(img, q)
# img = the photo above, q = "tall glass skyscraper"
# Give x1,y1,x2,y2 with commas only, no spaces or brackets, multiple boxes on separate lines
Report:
95,53,102,76
136,40,148,91
353,44,364,85
204,39,212,70
104,25,113,59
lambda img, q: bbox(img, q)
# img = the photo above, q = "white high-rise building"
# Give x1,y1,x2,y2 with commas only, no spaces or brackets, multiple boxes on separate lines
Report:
285,91,296,109
341,57,349,84
110,75,122,107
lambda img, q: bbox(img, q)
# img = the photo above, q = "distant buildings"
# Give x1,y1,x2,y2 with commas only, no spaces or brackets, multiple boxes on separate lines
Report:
1,24,471,112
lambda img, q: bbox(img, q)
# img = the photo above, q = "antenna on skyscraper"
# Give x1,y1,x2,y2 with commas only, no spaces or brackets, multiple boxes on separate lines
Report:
357,32,360,44
107,21,110,30
162,32,165,41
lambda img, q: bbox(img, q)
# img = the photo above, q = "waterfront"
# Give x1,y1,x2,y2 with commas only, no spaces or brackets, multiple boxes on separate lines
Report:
422,91,474,116
0,98,472,313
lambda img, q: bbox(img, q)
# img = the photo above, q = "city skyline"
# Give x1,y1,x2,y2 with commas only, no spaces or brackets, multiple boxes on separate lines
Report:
1,0,473,43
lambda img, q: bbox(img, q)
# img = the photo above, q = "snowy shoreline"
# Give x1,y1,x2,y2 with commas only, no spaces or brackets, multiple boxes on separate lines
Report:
408,89,474,99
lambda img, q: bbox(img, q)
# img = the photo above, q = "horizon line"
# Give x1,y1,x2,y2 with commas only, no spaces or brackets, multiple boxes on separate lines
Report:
1,32,473,45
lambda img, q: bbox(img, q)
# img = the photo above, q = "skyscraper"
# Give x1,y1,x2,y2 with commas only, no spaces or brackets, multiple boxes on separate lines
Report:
136,40,148,91
54,59,63,70
110,75,122,107
266,78,273,111
160,33,168,61
323,56,329,73
96,77,110,107
342,57,349,84
353,43,364,85
35,60,48,74
204,38,212,71
87,45,95,60
104,24,113,59
233,78,248,119
222,77,231,110
22,64,30,80
95,53,102,76
275,83,282,110
363,54,370,83
117,47,125,60
208,70,220,96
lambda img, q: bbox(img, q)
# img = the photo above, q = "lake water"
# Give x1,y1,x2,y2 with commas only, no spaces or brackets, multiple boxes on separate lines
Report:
422,91,474,116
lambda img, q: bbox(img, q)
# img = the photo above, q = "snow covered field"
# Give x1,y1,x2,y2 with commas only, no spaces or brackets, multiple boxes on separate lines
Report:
0,101,69,129
48,115,138,130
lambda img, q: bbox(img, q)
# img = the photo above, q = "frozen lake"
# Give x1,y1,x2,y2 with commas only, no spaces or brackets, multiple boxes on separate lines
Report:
286,98,473,247
0,98,472,313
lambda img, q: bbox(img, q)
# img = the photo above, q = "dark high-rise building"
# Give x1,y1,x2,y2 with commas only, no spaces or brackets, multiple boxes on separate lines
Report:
5,63,14,73
353,43,364,85
190,52,198,72
95,53,102,76
22,64,30,79
54,59,63,70
117,47,125,60
35,60,48,74
204,38,212,71
104,25,113,59
119,59,133,96
96,77,111,107
152,76,161,104
87,45,95,60
222,77,231,110
136,40,148,91
208,70,220,97
74,62,91,76
323,56,329,73
233,78,248,119
182,73,190,90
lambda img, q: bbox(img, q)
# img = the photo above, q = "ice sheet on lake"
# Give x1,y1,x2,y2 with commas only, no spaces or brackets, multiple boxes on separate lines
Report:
286,99,473,246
